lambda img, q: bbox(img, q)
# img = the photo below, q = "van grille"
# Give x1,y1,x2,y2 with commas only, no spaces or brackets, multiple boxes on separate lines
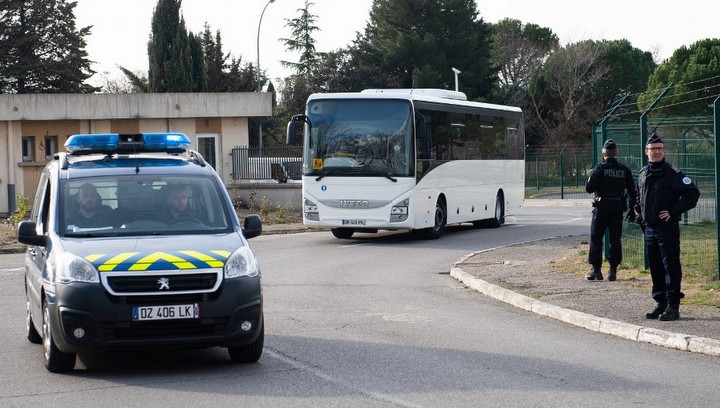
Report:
104,318,228,340
101,270,222,296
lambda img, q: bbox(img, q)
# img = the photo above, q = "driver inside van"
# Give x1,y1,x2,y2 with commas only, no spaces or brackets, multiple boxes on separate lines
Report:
161,184,191,222
65,183,115,228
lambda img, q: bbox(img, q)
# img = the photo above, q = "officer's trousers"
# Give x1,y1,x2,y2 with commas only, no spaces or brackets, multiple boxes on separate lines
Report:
645,222,683,305
588,199,623,268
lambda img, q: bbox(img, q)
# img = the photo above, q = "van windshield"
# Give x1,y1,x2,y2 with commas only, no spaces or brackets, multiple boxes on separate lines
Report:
59,175,233,237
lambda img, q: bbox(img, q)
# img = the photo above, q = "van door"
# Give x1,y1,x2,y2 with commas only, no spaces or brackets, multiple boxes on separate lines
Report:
26,172,51,326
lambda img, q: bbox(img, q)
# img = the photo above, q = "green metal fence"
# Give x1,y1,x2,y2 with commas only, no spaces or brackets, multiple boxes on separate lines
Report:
525,145,593,199
591,95,719,279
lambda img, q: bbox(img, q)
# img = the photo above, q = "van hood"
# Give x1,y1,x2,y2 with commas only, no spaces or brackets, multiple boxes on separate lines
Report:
59,233,246,272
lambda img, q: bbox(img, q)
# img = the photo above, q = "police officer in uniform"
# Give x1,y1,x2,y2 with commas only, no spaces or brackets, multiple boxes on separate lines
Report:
634,133,699,321
585,139,637,281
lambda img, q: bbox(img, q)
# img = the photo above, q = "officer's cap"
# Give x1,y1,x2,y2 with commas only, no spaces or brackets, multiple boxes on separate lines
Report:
646,133,663,145
602,139,617,151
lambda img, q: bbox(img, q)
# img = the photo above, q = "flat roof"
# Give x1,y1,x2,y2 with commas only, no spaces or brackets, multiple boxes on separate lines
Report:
0,92,272,121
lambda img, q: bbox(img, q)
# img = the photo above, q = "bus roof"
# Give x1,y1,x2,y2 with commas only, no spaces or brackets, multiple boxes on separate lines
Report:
307,89,522,114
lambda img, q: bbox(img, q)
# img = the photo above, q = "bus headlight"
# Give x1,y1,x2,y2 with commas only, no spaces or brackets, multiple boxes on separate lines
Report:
304,198,319,221
390,199,409,222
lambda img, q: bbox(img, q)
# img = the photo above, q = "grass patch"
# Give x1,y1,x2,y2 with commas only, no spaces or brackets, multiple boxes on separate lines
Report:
554,233,720,310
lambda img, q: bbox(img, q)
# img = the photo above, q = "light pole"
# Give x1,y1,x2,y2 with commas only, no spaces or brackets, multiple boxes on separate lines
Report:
256,0,275,150
451,67,461,92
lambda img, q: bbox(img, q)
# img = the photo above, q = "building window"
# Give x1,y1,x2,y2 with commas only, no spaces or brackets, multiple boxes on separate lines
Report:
197,134,218,170
22,136,35,162
45,136,58,161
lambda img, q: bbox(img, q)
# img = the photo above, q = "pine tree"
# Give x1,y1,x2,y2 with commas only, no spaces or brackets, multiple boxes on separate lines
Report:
148,0,205,92
189,32,207,92
280,1,319,76
354,0,494,99
0,0,98,93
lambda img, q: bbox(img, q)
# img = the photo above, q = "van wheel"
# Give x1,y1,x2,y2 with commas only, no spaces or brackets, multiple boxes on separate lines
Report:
228,323,264,363
422,199,446,239
331,228,354,239
27,299,42,344
42,300,76,372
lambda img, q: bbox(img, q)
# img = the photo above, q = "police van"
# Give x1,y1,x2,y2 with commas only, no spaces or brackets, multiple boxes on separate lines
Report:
17,133,264,372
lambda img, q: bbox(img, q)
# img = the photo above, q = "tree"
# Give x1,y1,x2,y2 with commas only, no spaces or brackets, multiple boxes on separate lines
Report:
0,0,98,93
352,0,495,100
201,25,226,91
188,32,207,92
199,25,258,92
147,0,205,92
488,18,558,145
594,39,655,112
100,67,148,93
529,40,609,145
280,1,320,76
639,38,720,117
489,18,558,101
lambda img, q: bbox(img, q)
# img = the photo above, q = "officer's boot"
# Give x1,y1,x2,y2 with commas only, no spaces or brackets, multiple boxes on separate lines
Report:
607,265,617,281
585,265,603,281
659,304,680,321
645,302,668,319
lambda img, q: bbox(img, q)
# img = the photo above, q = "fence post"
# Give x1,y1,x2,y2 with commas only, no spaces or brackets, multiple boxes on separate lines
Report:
714,96,720,279
559,143,568,199
575,154,580,189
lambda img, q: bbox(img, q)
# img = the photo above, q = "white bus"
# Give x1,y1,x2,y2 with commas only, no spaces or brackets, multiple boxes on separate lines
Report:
286,88,525,239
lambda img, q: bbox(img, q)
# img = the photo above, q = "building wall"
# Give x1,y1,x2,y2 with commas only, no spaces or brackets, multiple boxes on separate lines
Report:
0,93,271,216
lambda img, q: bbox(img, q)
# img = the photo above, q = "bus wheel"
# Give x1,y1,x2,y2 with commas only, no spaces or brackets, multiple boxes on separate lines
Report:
488,194,505,228
331,228,354,239
422,199,446,239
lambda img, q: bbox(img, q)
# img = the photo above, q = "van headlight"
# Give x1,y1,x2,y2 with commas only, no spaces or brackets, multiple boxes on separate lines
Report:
225,247,260,279
54,253,100,284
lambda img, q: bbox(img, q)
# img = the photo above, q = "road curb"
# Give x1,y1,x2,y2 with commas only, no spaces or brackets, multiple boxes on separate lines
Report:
450,267,720,357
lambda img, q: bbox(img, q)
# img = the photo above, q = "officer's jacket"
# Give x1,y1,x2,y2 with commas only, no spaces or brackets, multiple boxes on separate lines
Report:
585,158,637,204
636,159,700,225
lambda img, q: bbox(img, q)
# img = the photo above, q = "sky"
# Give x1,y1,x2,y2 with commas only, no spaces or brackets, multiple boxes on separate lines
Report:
73,0,719,88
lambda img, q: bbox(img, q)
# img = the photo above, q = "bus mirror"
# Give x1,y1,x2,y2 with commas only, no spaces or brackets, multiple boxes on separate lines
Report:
286,114,309,145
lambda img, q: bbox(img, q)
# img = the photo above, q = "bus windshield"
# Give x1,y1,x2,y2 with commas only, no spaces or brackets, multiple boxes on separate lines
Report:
304,99,414,178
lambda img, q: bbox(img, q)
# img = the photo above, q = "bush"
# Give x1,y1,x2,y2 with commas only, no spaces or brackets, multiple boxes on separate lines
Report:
6,191,31,229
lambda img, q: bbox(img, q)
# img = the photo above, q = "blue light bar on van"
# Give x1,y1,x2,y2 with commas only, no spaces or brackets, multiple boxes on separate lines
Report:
64,133,191,155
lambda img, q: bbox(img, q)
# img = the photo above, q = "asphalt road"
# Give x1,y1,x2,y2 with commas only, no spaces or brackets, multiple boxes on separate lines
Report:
2,205,719,407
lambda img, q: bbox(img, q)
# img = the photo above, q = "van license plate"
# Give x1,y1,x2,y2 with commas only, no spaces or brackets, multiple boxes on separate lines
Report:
342,219,366,226
132,304,200,321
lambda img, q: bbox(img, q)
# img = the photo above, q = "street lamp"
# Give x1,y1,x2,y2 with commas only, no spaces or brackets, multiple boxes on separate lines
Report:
256,0,275,92
451,67,461,92
256,0,275,151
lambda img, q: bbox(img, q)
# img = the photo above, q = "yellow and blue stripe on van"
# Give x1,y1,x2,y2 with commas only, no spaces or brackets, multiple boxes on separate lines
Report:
86,250,231,271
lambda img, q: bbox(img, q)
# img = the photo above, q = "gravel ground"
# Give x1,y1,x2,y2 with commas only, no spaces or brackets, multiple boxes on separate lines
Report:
455,235,720,342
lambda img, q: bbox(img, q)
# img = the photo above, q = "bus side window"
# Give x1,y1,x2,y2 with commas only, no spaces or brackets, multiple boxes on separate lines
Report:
415,114,428,158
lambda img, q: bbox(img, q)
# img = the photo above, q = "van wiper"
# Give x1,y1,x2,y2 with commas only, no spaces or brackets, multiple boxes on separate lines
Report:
384,173,397,182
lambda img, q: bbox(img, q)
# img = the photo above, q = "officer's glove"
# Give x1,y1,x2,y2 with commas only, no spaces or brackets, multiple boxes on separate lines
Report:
625,211,636,223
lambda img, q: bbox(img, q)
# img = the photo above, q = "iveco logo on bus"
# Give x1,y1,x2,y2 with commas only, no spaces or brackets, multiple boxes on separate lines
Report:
339,200,370,208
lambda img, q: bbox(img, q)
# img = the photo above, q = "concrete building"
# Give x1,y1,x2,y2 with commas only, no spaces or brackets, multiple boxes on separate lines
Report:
0,92,271,216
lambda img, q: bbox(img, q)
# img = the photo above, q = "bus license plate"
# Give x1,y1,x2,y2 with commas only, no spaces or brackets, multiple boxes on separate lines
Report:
342,219,366,226
132,304,200,321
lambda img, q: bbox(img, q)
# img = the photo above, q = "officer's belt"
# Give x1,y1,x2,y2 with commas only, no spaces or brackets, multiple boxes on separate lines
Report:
596,197,622,201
